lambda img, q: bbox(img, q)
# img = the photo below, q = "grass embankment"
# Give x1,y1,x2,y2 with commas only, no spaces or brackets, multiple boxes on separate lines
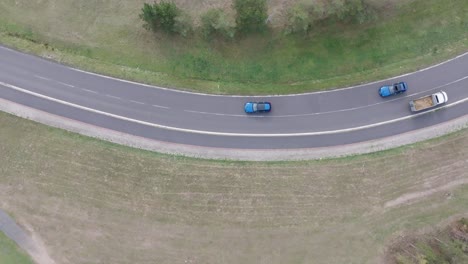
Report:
0,0,466,94
0,232,33,264
0,111,467,263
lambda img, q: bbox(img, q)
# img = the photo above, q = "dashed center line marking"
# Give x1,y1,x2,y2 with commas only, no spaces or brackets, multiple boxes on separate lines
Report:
184,109,244,117
34,75,51,81
105,94,122,100
1,80,467,137
182,75,468,118
57,81,75,88
35,75,75,88
82,88,98,94
152,104,169,109
130,100,145,105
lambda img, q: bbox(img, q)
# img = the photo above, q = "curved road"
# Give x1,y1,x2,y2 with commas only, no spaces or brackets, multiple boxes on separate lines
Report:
0,45,467,150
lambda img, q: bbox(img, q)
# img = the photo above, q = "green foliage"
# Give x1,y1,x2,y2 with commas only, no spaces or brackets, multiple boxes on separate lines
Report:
233,0,268,33
0,232,34,264
459,217,468,226
417,242,448,264
329,0,376,24
395,254,414,264
284,3,311,35
201,8,235,40
139,3,158,32
284,0,376,35
154,1,179,33
174,11,193,37
139,1,180,34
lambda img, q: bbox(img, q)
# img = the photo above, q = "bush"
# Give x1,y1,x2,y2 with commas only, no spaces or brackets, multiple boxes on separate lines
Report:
174,12,193,37
233,0,268,33
139,1,180,34
330,0,376,24
140,3,158,32
201,8,235,39
284,3,312,35
284,0,376,35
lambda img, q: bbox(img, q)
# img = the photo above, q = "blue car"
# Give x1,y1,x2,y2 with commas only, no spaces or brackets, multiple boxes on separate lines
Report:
379,82,408,97
244,102,271,113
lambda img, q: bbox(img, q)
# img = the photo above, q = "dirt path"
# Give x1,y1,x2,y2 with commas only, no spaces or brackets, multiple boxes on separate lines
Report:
384,178,468,208
0,209,55,264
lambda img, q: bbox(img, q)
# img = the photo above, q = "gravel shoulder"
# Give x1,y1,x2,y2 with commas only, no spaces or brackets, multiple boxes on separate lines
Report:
0,97,466,161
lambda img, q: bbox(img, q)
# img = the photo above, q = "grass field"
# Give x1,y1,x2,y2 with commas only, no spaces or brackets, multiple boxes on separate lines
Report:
0,110,467,263
0,232,33,264
0,0,466,94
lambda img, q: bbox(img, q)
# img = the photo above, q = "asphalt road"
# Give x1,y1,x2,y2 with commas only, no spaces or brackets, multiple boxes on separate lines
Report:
0,45,467,149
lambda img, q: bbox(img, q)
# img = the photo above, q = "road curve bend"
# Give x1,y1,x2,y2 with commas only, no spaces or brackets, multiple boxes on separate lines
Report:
0,45,467,160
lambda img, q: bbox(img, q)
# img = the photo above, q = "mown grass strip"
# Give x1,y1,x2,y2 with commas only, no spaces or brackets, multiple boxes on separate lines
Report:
0,0,466,94
0,232,33,264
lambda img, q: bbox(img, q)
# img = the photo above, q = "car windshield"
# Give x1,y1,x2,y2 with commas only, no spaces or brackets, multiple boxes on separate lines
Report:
252,104,258,111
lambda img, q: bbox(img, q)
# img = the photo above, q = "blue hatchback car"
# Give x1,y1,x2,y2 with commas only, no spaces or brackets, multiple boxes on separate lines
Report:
379,82,408,97
244,102,271,113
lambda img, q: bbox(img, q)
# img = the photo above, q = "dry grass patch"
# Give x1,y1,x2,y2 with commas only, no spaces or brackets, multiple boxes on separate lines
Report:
0,111,467,263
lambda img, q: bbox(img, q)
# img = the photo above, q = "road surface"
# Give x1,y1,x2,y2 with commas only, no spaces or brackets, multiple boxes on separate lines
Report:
0,45,467,150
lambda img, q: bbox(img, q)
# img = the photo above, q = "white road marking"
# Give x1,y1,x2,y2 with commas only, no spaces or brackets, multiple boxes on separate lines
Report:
182,75,468,118
34,75,51,81
2,44,467,97
130,100,145,105
152,104,169,109
82,88,98,94
184,109,245,117
105,94,122,100
0,80,467,137
34,75,75,88
56,81,75,88
66,51,468,97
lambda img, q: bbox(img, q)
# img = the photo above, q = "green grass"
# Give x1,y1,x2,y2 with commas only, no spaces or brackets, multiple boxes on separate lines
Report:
0,111,467,263
0,0,466,94
385,218,468,263
0,232,33,264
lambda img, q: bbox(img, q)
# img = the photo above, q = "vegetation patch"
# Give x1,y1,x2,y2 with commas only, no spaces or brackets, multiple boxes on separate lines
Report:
384,218,468,264
0,0,466,94
0,232,33,264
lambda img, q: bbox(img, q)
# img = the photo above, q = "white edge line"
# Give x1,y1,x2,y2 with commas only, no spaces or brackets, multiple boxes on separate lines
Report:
2,81,468,137
184,76,468,118
3,44,468,98
67,52,468,97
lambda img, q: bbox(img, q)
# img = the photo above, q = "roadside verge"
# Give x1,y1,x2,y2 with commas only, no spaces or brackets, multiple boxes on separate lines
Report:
0,97,467,161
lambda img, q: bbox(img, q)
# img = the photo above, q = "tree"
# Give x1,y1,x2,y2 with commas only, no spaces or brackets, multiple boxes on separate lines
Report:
140,3,158,32
139,1,180,34
329,0,376,24
173,12,193,37
284,3,311,35
233,0,268,33
201,8,235,39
